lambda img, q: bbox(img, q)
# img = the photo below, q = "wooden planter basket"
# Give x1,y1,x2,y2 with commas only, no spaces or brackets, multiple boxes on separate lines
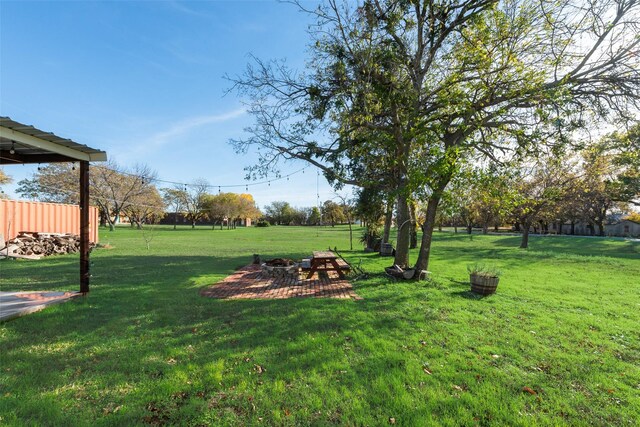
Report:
470,274,499,295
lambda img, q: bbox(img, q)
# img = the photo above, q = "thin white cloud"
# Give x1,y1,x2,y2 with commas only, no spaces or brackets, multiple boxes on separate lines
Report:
137,108,246,152
166,1,212,19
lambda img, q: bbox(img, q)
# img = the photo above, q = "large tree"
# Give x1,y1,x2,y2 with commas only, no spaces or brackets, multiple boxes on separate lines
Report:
264,201,296,225
322,200,347,227
161,187,188,230
231,0,640,274
183,179,210,229
124,187,166,229
510,159,576,248
16,161,158,231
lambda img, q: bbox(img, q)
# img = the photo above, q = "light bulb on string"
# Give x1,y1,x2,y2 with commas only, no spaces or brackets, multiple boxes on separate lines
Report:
246,185,249,192
268,181,271,187
38,164,42,171
9,141,16,155
72,163,76,171
218,186,221,194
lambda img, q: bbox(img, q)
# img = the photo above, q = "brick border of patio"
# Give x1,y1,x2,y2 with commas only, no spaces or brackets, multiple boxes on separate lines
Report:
200,264,361,300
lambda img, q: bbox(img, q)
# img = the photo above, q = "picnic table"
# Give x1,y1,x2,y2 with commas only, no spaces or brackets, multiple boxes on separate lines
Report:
306,251,349,279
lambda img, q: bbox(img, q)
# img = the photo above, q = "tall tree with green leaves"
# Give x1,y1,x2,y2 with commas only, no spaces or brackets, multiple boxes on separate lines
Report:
510,159,576,248
231,0,640,273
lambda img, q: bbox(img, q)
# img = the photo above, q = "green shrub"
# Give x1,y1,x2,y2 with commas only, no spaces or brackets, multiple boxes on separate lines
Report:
360,226,382,250
256,220,270,227
467,262,502,278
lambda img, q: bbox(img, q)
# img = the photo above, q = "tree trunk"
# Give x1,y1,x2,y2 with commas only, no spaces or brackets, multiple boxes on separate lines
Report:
454,225,458,233
514,222,521,232
191,221,196,229
466,224,472,234
382,202,393,244
597,220,604,237
520,221,531,249
393,194,411,268
482,224,488,234
409,201,417,249
347,214,353,251
557,222,563,235
570,221,575,235
414,196,440,273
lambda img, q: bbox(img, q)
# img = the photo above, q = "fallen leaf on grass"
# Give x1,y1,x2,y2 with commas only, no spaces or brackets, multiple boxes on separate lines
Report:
452,385,464,392
420,340,427,346
254,364,265,374
389,417,396,424
423,368,432,375
522,386,537,395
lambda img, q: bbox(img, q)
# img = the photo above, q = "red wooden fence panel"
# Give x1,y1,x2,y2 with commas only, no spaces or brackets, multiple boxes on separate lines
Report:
0,199,99,243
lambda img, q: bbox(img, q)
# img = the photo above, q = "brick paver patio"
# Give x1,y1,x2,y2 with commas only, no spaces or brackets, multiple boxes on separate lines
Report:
200,264,361,300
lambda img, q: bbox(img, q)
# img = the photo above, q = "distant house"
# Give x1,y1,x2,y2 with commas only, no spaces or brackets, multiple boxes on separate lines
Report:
605,219,640,238
546,219,639,237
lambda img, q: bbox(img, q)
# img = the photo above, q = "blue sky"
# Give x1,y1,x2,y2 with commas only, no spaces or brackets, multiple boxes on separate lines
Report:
0,0,350,208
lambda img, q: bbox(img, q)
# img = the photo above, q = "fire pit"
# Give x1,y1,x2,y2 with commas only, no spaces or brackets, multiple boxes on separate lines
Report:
261,258,300,280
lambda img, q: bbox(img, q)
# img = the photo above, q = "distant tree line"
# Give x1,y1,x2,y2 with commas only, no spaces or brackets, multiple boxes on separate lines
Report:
436,126,640,247
262,200,353,227
15,161,262,231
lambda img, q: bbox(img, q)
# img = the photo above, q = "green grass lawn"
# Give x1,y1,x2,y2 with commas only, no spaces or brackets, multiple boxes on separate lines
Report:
1,225,638,426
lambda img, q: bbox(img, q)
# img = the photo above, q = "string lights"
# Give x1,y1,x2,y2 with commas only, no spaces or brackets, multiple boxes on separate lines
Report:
107,165,309,193
32,162,315,196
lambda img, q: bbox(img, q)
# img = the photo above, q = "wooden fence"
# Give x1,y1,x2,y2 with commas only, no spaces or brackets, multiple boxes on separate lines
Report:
0,199,99,243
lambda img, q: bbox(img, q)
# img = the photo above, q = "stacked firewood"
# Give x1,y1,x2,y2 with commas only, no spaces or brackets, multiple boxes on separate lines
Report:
1,232,89,258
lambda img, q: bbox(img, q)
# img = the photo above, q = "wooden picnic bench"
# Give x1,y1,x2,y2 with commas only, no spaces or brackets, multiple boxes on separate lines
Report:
305,251,350,279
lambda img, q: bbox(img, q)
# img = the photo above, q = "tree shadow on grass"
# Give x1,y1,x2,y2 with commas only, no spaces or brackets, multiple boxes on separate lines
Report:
451,290,494,300
488,235,640,260
1,252,421,424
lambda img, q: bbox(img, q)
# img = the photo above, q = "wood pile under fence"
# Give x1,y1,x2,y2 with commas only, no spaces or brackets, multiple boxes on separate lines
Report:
1,232,93,259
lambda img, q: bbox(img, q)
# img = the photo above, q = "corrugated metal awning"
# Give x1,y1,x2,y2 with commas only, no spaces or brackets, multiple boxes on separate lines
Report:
0,117,107,164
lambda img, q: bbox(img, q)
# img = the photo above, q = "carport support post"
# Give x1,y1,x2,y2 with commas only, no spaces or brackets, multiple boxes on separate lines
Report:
80,160,90,293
